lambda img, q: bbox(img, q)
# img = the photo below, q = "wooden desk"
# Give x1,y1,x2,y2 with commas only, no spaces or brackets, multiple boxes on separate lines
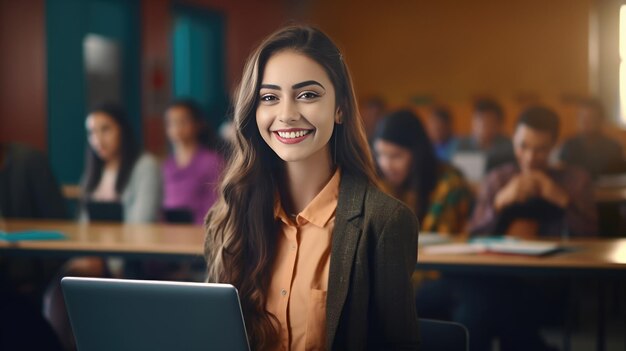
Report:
594,186,626,203
418,239,626,274
2,220,625,273
0,220,205,258
3,220,622,351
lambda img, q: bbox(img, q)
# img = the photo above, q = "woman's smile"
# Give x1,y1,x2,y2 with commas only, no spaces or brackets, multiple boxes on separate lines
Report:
272,128,315,144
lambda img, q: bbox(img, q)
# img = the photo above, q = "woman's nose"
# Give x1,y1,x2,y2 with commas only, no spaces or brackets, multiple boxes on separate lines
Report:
278,100,300,123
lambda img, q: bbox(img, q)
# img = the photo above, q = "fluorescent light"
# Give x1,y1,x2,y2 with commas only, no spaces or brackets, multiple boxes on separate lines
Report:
621,5,626,59
621,6,626,123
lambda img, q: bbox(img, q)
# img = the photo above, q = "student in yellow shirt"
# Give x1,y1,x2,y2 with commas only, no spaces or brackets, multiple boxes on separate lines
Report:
204,26,419,351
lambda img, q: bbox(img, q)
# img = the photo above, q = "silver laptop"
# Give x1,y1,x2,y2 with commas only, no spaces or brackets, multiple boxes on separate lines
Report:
61,277,250,351
451,152,487,182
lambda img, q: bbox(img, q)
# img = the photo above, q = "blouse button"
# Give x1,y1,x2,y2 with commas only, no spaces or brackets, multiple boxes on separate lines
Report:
281,289,287,297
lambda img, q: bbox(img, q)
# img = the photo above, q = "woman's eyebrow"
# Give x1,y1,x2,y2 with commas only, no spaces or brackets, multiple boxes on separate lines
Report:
260,84,281,90
292,80,325,90
259,80,325,91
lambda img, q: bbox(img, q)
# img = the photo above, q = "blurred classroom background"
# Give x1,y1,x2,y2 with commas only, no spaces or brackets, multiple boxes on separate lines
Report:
1,0,626,351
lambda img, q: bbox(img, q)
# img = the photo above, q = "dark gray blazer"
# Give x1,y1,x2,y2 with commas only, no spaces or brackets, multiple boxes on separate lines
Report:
326,172,419,350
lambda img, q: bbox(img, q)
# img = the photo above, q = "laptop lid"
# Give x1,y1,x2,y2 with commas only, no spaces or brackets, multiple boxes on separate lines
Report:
86,201,123,222
61,277,250,351
451,152,487,182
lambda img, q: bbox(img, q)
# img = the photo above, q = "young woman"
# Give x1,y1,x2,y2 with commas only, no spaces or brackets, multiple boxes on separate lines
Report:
82,103,162,222
373,109,473,234
373,110,473,329
204,26,419,350
163,99,223,224
44,104,162,351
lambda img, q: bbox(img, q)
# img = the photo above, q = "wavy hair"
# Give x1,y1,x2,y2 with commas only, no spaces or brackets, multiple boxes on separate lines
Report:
204,25,378,350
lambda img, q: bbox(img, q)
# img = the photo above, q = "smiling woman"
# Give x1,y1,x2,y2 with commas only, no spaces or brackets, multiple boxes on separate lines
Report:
257,51,338,166
204,25,420,351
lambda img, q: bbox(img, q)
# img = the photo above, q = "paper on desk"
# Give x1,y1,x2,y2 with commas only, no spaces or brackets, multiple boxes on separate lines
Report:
0,230,66,242
418,232,452,246
423,243,486,255
487,241,560,256
423,240,560,256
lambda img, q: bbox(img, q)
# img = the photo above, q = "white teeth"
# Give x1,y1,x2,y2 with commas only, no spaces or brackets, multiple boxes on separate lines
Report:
277,130,310,139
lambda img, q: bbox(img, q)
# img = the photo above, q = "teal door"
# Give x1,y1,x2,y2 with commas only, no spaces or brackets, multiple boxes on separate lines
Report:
172,5,227,128
47,0,140,184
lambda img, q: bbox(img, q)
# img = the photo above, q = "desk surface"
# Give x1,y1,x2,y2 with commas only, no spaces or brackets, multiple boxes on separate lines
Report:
2,220,626,272
0,220,205,257
594,186,626,203
418,239,626,272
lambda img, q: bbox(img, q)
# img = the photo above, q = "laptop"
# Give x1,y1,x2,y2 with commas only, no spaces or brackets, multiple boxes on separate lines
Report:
61,277,250,351
86,201,123,222
451,152,487,182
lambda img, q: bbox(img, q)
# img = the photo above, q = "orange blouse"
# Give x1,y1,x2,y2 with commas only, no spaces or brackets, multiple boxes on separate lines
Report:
266,169,340,351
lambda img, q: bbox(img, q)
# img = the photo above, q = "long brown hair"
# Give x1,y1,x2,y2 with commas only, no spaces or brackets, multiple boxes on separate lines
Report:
204,25,378,350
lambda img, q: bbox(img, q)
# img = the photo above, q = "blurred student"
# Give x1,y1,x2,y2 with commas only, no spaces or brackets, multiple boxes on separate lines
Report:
0,142,67,219
80,103,162,222
162,100,223,224
360,96,387,139
470,106,598,237
0,143,66,350
205,26,419,350
425,105,459,162
0,143,67,290
373,110,473,330
559,98,624,178
373,109,473,234
45,103,162,351
458,106,597,351
454,98,515,171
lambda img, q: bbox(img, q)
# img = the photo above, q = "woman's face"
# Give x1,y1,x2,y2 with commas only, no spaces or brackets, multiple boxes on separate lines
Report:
165,106,198,145
256,49,340,163
86,112,122,162
374,139,413,187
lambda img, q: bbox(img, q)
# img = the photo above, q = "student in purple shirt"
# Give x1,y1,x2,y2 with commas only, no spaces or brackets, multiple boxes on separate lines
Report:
162,99,223,224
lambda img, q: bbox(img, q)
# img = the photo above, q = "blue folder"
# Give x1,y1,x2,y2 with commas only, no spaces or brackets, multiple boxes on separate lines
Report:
0,230,66,242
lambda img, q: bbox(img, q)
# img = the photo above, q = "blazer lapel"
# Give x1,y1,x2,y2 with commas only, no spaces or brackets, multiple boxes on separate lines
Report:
326,173,368,348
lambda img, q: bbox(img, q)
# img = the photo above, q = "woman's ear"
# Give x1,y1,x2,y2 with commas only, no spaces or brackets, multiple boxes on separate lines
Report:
335,107,343,124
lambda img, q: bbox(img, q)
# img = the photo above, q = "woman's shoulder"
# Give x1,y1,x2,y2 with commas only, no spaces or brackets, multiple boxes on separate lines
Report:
436,163,470,187
133,153,160,174
362,182,419,229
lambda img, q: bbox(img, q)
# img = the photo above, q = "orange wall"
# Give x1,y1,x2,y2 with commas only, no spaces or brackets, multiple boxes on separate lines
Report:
304,0,618,142
0,0,47,151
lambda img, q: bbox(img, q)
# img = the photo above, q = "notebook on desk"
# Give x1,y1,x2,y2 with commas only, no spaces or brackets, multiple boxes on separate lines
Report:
423,237,561,256
61,277,250,351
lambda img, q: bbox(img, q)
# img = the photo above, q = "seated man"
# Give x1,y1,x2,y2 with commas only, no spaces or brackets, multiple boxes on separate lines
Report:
470,106,598,237
559,98,624,179
454,98,516,172
425,105,459,162
453,106,598,351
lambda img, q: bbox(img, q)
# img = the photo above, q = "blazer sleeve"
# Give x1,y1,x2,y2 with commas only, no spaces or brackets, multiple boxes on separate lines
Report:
372,203,420,350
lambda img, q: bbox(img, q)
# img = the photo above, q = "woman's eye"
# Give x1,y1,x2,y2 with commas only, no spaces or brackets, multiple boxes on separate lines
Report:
298,91,319,100
260,95,277,102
